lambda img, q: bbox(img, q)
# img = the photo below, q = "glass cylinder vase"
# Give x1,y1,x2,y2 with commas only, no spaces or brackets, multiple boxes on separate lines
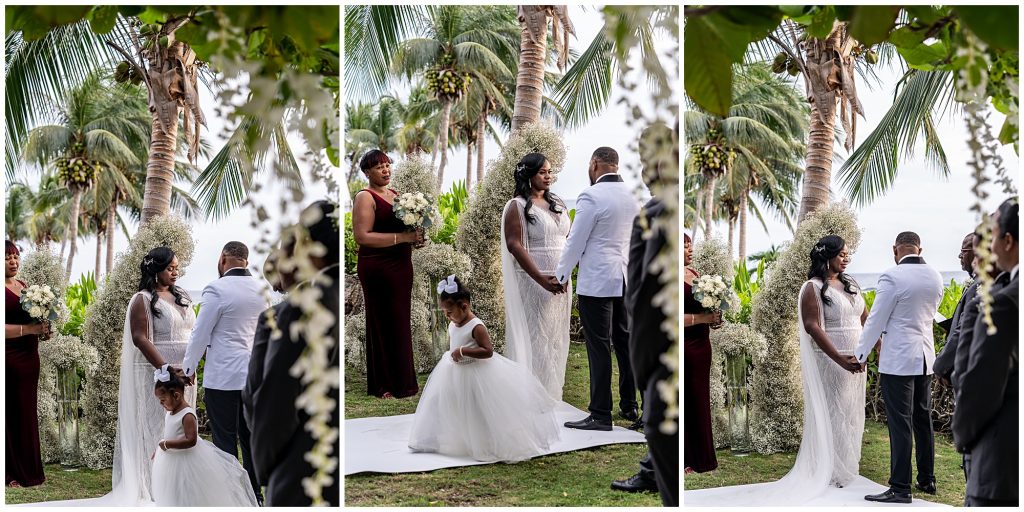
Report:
56,366,82,468
428,284,449,362
725,350,753,454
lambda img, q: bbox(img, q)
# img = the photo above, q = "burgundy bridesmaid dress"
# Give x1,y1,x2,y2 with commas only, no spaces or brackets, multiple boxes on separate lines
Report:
684,273,718,473
357,189,418,398
5,281,45,486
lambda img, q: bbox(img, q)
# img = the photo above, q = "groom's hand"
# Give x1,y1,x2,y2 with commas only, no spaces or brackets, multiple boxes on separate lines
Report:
172,366,195,385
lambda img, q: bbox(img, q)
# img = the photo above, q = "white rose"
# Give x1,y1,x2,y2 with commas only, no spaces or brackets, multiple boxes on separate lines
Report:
29,306,43,319
402,213,416,226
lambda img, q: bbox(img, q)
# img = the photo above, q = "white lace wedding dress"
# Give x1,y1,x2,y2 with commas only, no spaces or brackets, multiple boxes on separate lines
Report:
500,197,572,400
686,279,868,506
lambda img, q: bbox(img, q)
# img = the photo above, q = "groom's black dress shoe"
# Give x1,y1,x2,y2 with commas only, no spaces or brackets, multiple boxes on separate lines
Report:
915,482,937,495
864,489,912,504
611,473,659,493
619,409,639,422
564,416,613,431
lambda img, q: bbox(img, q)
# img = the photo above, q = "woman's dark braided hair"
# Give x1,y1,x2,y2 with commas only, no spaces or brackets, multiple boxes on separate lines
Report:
138,247,190,318
513,153,563,224
806,235,858,306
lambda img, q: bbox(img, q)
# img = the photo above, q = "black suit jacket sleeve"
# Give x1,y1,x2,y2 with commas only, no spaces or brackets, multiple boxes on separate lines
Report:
952,278,1019,452
243,303,283,484
934,282,977,379
627,199,669,388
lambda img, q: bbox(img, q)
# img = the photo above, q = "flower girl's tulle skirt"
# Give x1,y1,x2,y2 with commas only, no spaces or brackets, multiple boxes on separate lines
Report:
152,438,258,506
408,353,560,463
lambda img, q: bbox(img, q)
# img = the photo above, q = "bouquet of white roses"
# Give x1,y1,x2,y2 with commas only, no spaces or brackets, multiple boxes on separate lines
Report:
393,191,436,230
692,274,738,312
21,284,61,322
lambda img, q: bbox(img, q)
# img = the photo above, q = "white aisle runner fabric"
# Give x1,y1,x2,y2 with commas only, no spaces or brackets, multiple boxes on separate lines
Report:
345,401,646,475
684,475,950,507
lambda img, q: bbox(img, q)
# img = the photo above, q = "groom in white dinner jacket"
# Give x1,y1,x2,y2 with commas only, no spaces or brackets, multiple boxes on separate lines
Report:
183,241,271,504
555,147,640,431
854,231,943,504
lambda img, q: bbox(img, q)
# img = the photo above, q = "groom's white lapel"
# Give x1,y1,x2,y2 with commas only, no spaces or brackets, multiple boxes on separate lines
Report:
854,255,944,375
555,173,638,298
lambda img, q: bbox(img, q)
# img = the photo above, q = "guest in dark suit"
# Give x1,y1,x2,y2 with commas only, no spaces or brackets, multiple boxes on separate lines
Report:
934,233,977,386
952,198,1018,507
953,231,1002,394
248,201,340,506
611,122,678,506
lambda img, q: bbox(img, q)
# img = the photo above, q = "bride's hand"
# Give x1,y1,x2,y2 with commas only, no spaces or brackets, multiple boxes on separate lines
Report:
837,355,862,372
538,275,563,294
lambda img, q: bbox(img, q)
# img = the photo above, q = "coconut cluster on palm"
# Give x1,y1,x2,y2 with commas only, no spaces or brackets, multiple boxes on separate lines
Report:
424,53,472,101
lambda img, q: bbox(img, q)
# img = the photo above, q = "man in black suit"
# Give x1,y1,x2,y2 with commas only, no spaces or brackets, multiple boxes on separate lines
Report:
611,123,678,506
933,232,977,386
952,198,1018,507
247,201,340,506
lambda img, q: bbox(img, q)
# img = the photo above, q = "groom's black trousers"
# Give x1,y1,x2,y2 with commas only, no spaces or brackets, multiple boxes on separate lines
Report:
206,388,262,502
578,293,638,422
880,373,935,494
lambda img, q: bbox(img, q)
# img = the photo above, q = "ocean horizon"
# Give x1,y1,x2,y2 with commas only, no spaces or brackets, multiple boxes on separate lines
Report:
848,271,970,291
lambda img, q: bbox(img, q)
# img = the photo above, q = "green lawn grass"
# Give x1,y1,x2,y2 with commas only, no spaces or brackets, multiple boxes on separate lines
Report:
345,342,662,507
5,464,112,504
684,421,967,506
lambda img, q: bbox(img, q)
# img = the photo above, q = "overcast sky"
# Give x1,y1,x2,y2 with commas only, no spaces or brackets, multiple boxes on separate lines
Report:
699,63,1019,274
355,5,679,206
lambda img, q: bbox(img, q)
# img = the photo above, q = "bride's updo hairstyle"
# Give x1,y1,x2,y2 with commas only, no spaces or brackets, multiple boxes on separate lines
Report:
438,275,472,306
138,246,190,319
806,234,857,306
513,152,563,224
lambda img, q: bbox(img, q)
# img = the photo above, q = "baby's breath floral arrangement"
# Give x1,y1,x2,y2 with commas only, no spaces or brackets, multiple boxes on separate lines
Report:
37,333,100,463
709,322,768,448
748,202,861,453
411,242,472,370
344,311,367,374
691,236,734,282
18,246,69,331
455,123,566,350
79,216,195,469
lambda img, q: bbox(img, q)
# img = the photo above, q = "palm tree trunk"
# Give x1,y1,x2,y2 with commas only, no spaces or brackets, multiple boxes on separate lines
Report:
703,176,716,239
59,236,67,261
435,98,453,189
511,6,549,131
95,230,102,278
728,217,736,258
476,107,487,186
692,186,704,243
739,187,749,263
65,189,82,279
797,86,838,223
465,142,473,189
141,112,180,224
106,197,117,275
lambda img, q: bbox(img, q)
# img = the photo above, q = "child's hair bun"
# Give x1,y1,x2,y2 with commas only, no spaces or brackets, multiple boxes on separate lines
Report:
154,364,187,393
437,274,472,303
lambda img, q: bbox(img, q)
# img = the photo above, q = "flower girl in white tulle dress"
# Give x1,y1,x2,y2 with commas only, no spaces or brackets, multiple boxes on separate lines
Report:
150,366,258,506
408,275,561,463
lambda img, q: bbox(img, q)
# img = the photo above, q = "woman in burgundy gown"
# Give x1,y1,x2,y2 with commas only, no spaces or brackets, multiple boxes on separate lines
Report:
5,240,49,487
352,150,423,399
682,233,721,474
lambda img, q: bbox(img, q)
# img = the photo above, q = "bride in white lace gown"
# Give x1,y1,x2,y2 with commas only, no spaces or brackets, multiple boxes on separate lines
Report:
686,235,869,506
104,248,198,505
500,153,572,401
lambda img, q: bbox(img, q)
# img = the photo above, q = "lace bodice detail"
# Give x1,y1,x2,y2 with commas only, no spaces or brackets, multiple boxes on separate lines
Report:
162,407,196,442
516,199,570,274
810,279,865,354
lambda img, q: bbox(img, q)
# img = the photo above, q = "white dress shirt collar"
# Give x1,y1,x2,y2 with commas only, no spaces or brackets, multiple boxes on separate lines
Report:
594,172,618,183
1011,264,1019,281
223,266,247,275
